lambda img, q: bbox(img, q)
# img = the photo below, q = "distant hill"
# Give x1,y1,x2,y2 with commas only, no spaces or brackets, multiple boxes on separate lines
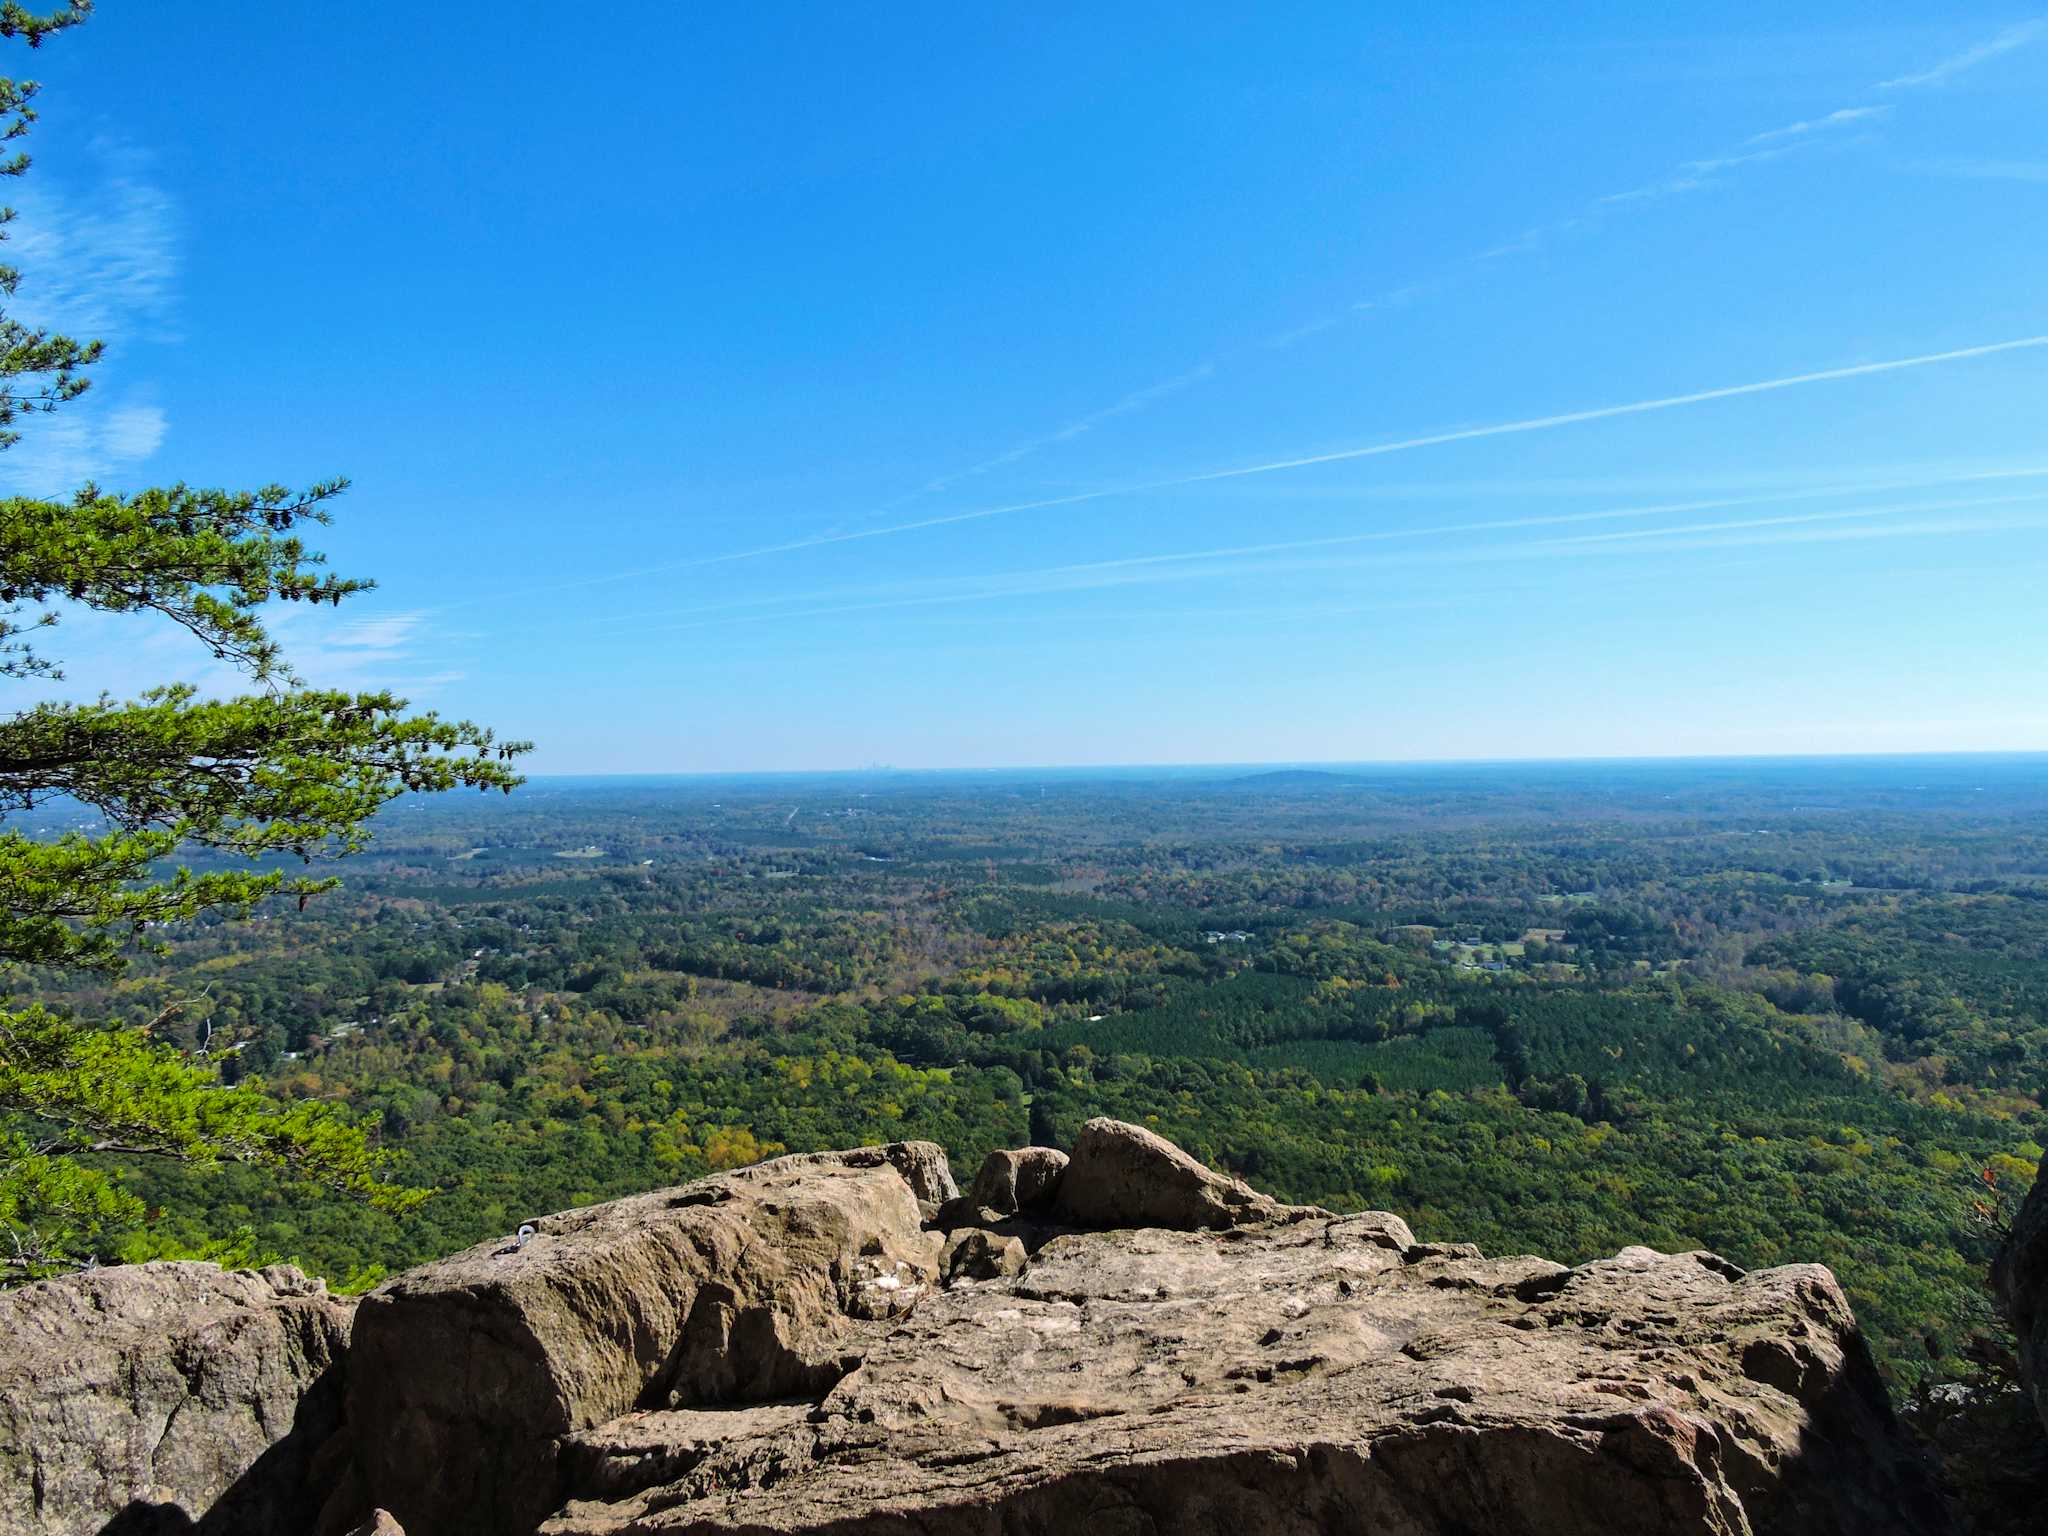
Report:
1227,768,1362,789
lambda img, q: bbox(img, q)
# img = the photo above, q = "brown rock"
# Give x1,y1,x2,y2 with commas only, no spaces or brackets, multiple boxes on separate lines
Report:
1993,1155,2048,1435
346,1143,947,1536
539,1219,1947,1536
1052,1115,1327,1231
940,1228,1028,1283
292,1121,1947,1535
524,1130,1933,1536
874,1139,960,1218
558,1403,814,1505
5,1125,1948,1534
0,1260,352,1536
966,1145,1068,1215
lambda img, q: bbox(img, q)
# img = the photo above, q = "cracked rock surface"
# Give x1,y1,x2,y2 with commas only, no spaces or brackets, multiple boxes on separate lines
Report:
537,1226,1944,1534
1,1123,1954,1536
0,1260,352,1535
350,1120,1947,1535
346,1144,948,1536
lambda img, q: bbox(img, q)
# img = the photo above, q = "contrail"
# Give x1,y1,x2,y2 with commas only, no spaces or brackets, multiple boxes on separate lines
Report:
908,364,1216,500
601,489,2048,639
1550,492,2048,546
489,333,2048,600
1879,19,2048,90
1165,336,2048,485
717,22,2018,556
578,465,2048,630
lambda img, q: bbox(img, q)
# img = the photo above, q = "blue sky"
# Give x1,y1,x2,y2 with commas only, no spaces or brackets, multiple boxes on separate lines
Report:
8,4,2048,771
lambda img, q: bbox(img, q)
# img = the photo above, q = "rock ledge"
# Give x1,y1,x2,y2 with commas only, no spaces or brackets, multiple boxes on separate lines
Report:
2,1122,1952,1536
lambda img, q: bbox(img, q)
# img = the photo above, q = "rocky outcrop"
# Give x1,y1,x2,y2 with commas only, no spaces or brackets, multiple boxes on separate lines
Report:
965,1145,1067,1215
0,1260,353,1535
355,1119,1945,1535
1994,1156,2048,1435
535,1225,1944,1535
344,1143,947,1536
868,1140,959,1220
2,1124,1951,1535
1051,1115,1326,1230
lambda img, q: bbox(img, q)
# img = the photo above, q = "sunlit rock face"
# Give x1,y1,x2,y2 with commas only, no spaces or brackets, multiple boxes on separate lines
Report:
345,1120,1947,1536
344,1145,948,1536
0,1260,353,1536
0,1124,1950,1536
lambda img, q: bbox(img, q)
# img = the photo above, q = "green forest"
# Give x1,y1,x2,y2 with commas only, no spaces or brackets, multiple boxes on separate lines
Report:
14,760,2044,1403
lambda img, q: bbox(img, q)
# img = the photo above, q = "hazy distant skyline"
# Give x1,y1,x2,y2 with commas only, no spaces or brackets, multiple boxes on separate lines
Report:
11,6,2048,770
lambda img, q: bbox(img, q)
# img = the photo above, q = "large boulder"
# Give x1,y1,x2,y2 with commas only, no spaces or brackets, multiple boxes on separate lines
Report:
346,1142,948,1536
539,1214,1949,1536
0,1260,353,1535
966,1145,1067,1216
1994,1156,2048,1435
1052,1115,1325,1230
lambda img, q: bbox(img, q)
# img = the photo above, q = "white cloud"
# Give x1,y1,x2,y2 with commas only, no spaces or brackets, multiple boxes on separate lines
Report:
3,602,467,709
0,140,180,492
259,607,466,695
1351,284,1427,313
0,398,167,492
99,402,169,460
6,141,180,341
1742,105,1892,147
589,495,2044,638
1879,18,2048,90
719,25,2035,556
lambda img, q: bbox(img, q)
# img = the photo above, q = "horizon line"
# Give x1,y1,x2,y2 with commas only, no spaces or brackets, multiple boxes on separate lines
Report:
519,747,2048,781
